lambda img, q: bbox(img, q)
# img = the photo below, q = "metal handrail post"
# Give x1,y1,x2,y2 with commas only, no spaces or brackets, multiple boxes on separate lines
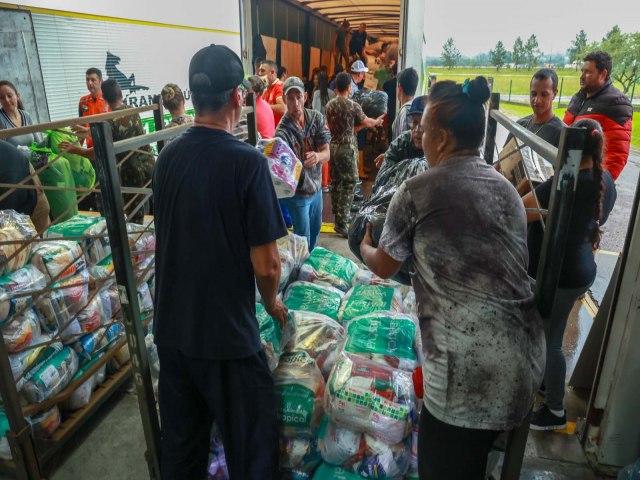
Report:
0,337,42,480
484,92,501,164
90,122,161,479
152,94,166,154
534,126,586,318
500,126,586,479
246,92,258,146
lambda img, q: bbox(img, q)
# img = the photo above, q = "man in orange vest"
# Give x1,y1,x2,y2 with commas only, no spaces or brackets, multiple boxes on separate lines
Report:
78,67,110,147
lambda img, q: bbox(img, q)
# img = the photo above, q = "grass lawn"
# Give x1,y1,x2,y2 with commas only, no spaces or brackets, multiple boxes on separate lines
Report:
427,67,626,103
499,102,639,149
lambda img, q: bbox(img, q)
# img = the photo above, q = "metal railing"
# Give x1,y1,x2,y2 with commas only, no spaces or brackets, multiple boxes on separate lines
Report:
0,91,257,480
484,93,586,479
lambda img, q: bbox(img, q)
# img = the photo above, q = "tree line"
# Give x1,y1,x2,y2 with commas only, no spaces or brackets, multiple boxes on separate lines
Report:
438,26,639,94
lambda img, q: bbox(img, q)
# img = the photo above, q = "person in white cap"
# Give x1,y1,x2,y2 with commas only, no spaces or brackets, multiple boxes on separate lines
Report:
349,60,369,97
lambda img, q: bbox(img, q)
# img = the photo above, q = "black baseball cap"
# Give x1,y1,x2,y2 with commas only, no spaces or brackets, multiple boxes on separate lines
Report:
189,44,249,94
408,95,428,116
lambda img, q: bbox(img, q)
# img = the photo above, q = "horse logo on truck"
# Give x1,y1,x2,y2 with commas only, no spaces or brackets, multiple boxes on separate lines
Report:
106,51,149,93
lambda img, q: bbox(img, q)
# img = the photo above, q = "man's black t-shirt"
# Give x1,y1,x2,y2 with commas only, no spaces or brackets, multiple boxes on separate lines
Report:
0,141,36,215
528,169,616,289
153,126,287,360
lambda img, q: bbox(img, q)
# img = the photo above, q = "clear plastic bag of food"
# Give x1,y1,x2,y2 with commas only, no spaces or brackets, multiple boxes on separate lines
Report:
256,303,285,371
45,214,110,266
53,269,90,316
285,311,345,379
403,290,417,317
30,240,86,282
355,434,411,479
324,354,415,446
0,210,37,276
317,415,365,468
28,405,61,438
276,233,310,280
279,432,322,479
256,137,303,199
137,281,154,313
279,248,294,292
17,339,64,391
88,254,114,282
338,285,404,324
73,291,108,335
22,346,79,404
284,281,344,321
342,313,421,372
72,321,121,361
127,223,155,266
0,265,46,327
274,351,325,478
8,333,50,383
298,248,358,293
2,308,41,353
62,355,108,410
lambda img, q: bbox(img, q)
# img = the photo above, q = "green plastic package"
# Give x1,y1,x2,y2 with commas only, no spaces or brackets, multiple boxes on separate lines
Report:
46,128,96,192
256,302,284,371
313,463,362,480
284,281,344,321
298,247,358,292
29,147,78,222
344,313,419,371
338,285,404,323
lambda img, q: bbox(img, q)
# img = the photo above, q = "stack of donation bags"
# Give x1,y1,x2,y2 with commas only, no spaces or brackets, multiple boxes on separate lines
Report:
207,241,423,480
0,211,157,458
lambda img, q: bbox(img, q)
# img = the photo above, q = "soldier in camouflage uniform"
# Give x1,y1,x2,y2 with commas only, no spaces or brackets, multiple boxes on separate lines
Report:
107,103,155,224
325,72,383,237
61,79,155,224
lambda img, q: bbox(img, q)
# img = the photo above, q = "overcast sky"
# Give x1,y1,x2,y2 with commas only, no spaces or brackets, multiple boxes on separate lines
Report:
424,0,638,58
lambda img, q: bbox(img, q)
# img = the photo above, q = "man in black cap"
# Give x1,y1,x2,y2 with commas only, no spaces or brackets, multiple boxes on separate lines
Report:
375,95,427,172
275,76,331,251
153,44,287,480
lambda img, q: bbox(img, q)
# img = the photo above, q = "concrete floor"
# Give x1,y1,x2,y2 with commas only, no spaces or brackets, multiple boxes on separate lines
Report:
3,138,628,478
0,230,611,480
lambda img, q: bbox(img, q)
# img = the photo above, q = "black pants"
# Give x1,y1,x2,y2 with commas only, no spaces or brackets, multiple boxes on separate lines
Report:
418,406,501,480
157,347,279,480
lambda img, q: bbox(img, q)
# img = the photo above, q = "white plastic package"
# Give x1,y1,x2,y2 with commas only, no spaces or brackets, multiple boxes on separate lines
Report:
324,354,415,446
30,240,86,282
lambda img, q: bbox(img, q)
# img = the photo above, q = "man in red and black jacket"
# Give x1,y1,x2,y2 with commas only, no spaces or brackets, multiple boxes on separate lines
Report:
564,51,633,180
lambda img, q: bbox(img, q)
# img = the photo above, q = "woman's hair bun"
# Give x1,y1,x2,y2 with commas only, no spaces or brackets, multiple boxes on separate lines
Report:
161,84,177,101
465,76,491,104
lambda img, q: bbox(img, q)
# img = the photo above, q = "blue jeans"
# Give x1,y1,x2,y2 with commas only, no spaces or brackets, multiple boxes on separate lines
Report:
543,281,593,411
281,191,323,250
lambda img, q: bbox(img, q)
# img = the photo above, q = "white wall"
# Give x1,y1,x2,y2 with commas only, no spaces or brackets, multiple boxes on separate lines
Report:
3,0,240,32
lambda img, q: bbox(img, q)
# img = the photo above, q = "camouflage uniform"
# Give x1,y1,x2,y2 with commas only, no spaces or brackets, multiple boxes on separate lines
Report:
108,105,155,224
325,97,366,227
379,129,423,173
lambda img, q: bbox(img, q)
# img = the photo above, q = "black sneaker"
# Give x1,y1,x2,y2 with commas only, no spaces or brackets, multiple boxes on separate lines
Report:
334,224,349,238
530,405,567,431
